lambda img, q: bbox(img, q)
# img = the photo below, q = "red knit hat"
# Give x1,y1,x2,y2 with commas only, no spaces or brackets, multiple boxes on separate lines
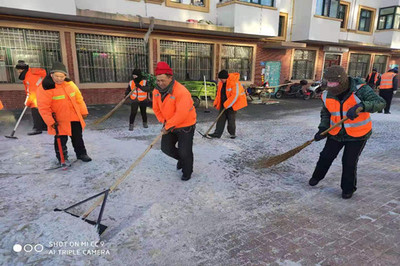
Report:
155,62,173,76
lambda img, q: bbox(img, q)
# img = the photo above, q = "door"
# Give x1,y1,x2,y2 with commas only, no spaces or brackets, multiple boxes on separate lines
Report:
264,61,281,93
324,54,341,69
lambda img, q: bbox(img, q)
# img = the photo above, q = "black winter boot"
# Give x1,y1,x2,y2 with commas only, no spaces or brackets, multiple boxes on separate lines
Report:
78,154,92,162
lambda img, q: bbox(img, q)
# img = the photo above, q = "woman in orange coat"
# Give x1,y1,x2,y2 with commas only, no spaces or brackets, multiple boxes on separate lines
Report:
37,62,91,165
153,62,196,181
208,70,247,139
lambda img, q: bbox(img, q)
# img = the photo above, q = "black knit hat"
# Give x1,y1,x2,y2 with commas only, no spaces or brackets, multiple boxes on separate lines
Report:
15,60,29,70
218,70,229,79
132,68,142,76
50,62,67,75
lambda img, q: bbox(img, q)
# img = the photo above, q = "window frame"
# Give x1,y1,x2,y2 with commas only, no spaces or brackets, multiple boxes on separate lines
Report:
338,1,350,30
347,52,371,78
277,12,288,40
0,27,62,84
75,33,149,84
220,44,254,82
316,0,341,18
291,48,318,81
166,0,210,13
372,54,389,74
356,6,376,34
159,39,215,82
377,6,400,30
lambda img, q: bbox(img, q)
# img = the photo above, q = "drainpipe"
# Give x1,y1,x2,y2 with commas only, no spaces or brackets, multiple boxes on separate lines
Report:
289,0,295,41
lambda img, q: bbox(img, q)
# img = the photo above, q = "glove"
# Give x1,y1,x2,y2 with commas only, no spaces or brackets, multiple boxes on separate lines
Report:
314,129,327,142
347,103,364,120
394,90,397,95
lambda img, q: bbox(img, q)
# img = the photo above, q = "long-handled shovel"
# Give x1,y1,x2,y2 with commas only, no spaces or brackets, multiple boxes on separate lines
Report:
197,108,226,138
54,131,163,235
92,90,135,126
5,106,28,139
52,113,68,170
255,107,363,168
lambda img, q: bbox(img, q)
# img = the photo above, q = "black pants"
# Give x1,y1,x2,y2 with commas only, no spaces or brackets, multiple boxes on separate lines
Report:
54,122,87,161
130,101,147,124
31,107,46,131
161,125,195,177
379,89,394,113
312,138,367,194
213,108,236,137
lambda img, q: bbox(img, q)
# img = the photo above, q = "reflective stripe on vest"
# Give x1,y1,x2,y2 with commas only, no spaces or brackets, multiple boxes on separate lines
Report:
322,86,371,137
226,83,240,109
380,72,396,89
36,77,43,86
130,80,148,101
70,92,76,97
52,95,65,100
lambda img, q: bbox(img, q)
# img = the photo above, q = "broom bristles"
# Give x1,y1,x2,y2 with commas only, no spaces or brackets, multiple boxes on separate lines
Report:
256,139,314,168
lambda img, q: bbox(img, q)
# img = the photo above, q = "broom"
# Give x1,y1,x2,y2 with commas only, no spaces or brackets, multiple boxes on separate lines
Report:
256,107,362,168
92,90,134,126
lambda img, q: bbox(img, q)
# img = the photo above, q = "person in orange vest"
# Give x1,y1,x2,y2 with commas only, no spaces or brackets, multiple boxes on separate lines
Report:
0,99,3,110
15,60,47,135
125,69,149,131
365,68,380,90
153,62,196,181
208,70,248,139
37,62,92,165
377,67,398,114
310,66,385,199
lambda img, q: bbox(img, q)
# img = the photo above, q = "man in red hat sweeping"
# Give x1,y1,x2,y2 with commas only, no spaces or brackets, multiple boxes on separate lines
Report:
152,62,197,181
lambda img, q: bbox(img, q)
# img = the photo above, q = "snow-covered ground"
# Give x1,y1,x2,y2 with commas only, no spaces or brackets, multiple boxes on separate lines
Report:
0,98,399,265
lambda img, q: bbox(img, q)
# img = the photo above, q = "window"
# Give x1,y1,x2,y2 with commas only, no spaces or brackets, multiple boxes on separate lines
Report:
160,40,213,81
221,45,253,81
377,6,400,30
348,53,371,78
338,2,350,29
75,34,148,83
278,13,288,39
358,8,374,32
0,27,61,83
373,55,388,73
292,49,316,80
219,0,274,7
166,0,209,12
316,0,340,18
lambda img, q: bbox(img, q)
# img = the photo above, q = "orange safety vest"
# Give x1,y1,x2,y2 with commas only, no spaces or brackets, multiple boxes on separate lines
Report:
129,80,148,101
322,84,372,138
0,99,3,110
152,80,196,130
213,73,248,111
367,72,380,85
379,72,396,89
37,80,88,136
23,68,47,108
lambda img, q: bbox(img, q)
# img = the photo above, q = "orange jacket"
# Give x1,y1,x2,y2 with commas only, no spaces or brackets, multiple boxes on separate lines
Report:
379,72,396,89
37,80,88,136
367,72,380,85
214,73,247,111
0,99,3,110
152,81,196,130
22,68,47,108
322,85,371,138
129,80,148,101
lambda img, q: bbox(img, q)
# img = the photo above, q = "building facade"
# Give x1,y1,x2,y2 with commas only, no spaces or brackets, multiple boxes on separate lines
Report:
1,0,400,109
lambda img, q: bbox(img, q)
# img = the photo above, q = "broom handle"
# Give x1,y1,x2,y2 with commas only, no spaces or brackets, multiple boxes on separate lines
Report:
92,90,135,125
204,108,226,136
82,132,163,219
319,107,363,137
